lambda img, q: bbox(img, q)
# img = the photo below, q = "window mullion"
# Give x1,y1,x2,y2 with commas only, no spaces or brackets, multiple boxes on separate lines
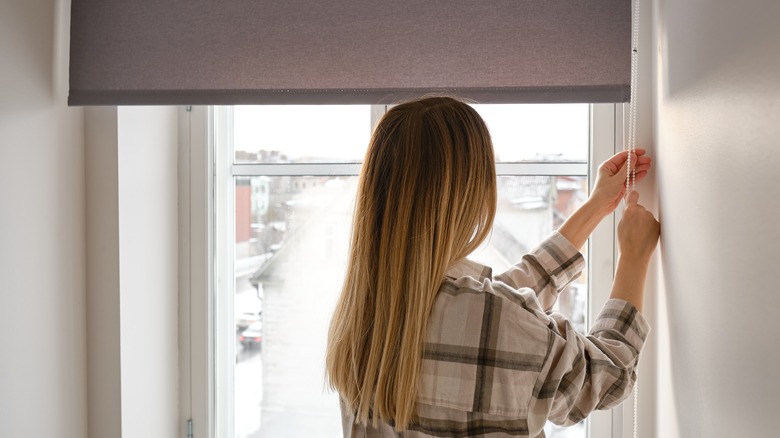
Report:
588,103,620,438
231,162,588,178
231,163,362,177
495,162,587,176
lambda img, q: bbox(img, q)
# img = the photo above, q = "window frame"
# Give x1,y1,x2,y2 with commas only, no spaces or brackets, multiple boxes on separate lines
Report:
179,103,631,438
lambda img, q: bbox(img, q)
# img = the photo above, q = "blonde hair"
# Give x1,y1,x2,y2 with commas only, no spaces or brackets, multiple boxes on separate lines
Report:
326,96,497,430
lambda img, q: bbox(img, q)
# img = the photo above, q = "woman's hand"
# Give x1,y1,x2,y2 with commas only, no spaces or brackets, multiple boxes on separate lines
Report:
589,149,652,216
617,190,661,264
610,190,660,312
557,149,652,250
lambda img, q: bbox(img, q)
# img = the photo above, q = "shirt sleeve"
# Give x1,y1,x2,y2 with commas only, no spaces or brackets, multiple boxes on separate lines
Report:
527,299,651,429
495,231,586,311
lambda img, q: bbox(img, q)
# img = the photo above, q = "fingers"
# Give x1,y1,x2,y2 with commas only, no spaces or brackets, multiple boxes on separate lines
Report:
634,169,649,184
615,148,648,158
615,153,638,183
592,150,652,214
600,149,651,177
618,153,652,186
601,149,633,172
634,157,652,176
629,156,652,185
618,152,651,171
616,148,648,160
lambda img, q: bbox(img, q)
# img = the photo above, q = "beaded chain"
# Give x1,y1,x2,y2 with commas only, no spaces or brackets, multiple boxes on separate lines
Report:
626,0,640,197
628,1,641,438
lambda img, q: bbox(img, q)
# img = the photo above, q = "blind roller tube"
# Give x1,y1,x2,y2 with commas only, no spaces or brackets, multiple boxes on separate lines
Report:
68,1,631,105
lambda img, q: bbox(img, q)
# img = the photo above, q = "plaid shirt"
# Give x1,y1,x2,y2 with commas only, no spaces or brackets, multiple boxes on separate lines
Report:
340,231,650,437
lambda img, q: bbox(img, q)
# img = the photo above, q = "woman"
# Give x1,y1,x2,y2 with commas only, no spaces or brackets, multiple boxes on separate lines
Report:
326,96,660,437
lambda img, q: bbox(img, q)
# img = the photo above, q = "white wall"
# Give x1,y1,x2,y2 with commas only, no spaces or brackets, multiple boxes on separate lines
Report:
85,106,180,438
628,0,660,433
0,1,87,438
85,107,122,437
653,0,780,436
118,106,179,438
1,3,179,437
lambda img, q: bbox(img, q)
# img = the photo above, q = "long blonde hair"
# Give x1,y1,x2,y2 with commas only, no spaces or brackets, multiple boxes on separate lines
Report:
326,96,497,430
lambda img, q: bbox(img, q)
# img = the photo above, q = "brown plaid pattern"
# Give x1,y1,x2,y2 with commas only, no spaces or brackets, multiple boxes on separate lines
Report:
340,232,650,438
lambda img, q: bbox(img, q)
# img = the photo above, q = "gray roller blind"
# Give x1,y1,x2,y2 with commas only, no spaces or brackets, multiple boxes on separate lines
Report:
68,1,630,106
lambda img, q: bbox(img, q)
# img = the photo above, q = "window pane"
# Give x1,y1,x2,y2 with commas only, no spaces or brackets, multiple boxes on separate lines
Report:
234,176,356,437
469,175,588,334
472,104,589,162
233,106,372,163
232,104,587,164
232,174,588,438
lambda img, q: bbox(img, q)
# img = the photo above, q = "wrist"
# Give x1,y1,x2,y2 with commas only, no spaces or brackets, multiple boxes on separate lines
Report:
558,199,606,250
612,256,650,312
617,253,651,270
582,196,612,221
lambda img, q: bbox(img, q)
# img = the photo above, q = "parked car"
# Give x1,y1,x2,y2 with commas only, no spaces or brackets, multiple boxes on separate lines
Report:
239,321,263,350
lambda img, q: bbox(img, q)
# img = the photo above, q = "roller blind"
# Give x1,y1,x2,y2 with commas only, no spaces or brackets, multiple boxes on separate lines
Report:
68,1,630,106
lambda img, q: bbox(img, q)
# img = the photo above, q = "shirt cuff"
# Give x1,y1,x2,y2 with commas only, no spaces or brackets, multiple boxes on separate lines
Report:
591,299,651,354
531,231,586,291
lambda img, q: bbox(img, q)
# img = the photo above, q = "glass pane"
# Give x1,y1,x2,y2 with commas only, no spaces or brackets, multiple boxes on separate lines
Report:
233,106,372,163
232,104,587,164
471,104,589,162
234,175,357,437
233,174,588,438
469,175,588,334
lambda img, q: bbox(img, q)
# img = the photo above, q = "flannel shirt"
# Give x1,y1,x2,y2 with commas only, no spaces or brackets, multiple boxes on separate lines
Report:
340,231,650,437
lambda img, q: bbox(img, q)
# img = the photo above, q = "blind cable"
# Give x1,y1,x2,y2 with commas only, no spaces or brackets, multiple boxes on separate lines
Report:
626,0,641,438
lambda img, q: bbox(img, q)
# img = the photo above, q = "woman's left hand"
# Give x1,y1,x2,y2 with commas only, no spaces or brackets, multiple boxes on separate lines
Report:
589,149,652,216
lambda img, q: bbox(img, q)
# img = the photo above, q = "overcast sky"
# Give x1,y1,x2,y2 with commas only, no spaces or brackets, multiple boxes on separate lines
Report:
233,104,589,162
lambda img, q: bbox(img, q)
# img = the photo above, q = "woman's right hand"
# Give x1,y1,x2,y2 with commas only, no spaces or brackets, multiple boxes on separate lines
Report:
617,191,660,264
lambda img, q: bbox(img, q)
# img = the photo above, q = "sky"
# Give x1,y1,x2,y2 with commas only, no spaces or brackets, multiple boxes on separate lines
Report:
232,104,589,162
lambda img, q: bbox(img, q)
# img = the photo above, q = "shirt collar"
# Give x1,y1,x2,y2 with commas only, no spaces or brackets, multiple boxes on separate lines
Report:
444,258,493,282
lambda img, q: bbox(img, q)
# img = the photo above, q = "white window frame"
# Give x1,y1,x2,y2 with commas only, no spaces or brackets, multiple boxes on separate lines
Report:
179,103,635,438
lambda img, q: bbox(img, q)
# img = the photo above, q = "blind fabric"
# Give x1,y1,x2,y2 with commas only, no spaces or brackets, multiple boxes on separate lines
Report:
68,1,631,106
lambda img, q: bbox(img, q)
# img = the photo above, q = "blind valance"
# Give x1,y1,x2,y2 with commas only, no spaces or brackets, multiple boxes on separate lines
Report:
68,1,630,105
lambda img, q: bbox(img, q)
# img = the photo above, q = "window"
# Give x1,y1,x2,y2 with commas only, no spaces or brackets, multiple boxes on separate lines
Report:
183,103,625,437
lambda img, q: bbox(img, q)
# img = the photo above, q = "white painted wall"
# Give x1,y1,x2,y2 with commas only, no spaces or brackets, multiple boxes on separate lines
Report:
85,107,180,438
1,3,179,438
85,106,180,438
0,1,87,437
653,0,780,436
85,106,122,437
628,1,659,435
118,106,179,438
